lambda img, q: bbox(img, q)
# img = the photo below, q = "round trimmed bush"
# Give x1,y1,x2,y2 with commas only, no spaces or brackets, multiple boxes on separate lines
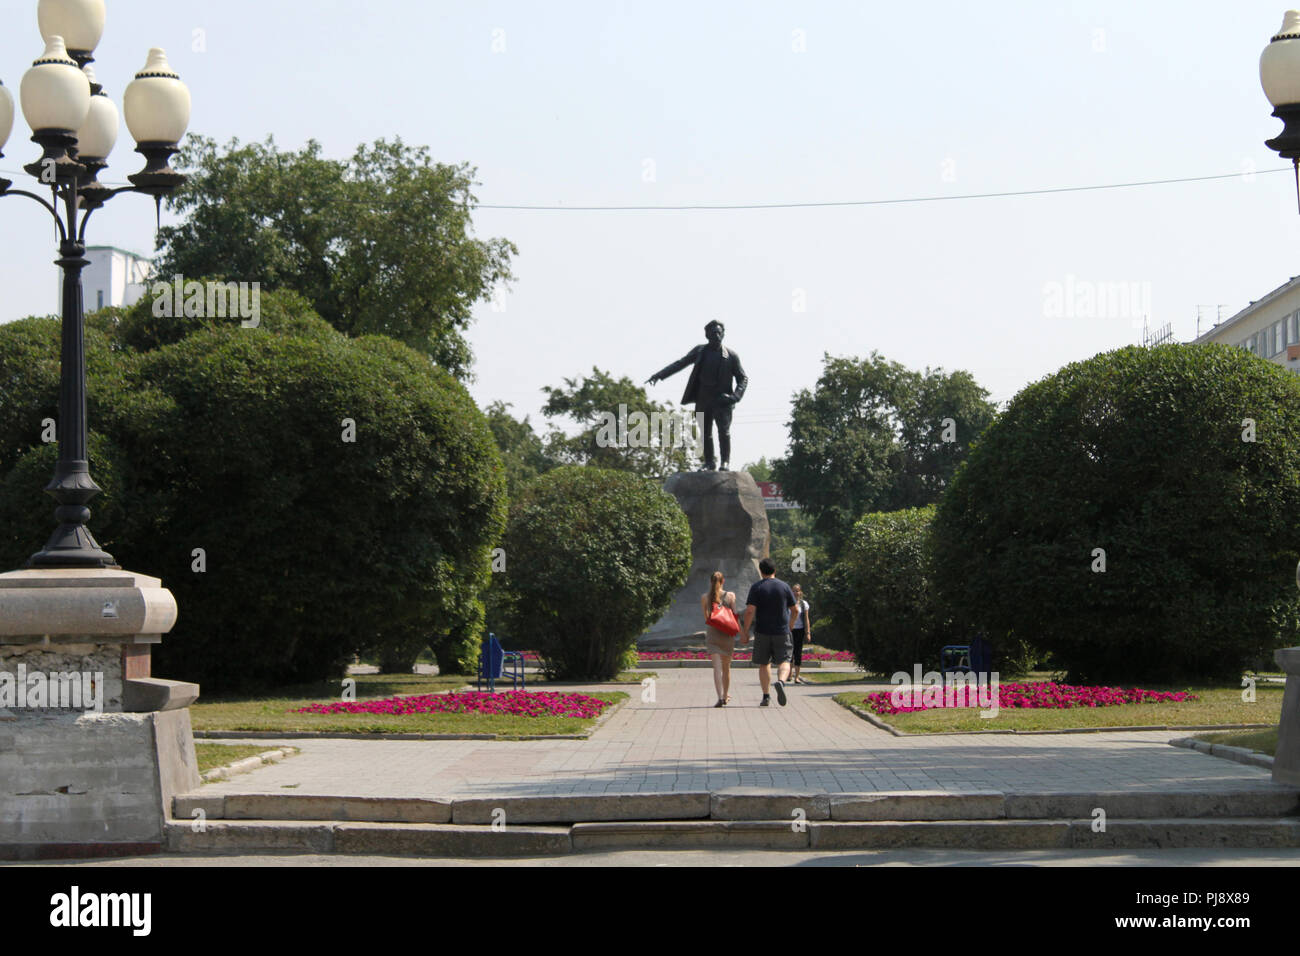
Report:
932,344,1300,683
0,294,506,693
497,466,691,680
833,506,954,674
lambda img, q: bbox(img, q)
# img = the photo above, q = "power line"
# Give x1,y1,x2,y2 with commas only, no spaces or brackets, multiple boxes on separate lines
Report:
3,164,1281,214
477,168,1287,212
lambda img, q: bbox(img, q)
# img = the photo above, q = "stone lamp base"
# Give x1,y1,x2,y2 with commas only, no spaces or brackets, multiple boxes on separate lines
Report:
0,568,199,859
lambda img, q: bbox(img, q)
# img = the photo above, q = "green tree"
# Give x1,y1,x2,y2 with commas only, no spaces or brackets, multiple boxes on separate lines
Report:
773,353,996,551
542,368,699,476
0,291,507,692
154,135,516,378
834,506,952,675
932,344,1300,683
497,467,691,679
892,368,999,510
486,401,555,499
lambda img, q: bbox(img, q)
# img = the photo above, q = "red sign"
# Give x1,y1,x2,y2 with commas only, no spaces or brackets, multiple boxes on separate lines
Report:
756,482,799,510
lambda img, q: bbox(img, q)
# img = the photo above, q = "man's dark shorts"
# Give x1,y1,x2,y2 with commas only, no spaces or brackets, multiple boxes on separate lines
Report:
753,631,793,666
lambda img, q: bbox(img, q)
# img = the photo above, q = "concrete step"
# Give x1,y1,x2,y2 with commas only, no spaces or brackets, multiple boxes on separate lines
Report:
176,787,1300,826
809,818,1300,851
165,820,571,856
162,816,1300,855
177,794,453,824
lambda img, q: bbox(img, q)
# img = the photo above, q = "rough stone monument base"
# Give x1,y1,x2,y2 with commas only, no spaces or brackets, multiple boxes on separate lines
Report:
641,471,770,648
0,568,198,859
0,708,200,859
1274,647,1300,787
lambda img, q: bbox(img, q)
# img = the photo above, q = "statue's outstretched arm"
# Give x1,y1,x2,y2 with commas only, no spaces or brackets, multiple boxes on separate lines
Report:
646,349,697,385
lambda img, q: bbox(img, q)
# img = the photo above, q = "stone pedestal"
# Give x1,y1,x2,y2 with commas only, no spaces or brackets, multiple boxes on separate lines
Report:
1274,647,1300,787
0,568,199,859
641,472,770,648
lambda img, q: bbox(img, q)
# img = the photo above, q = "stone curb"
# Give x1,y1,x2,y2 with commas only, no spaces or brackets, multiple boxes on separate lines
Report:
177,786,1300,826
452,791,710,825
845,702,906,735
836,697,1275,737
161,816,1300,855
192,692,631,744
164,820,573,856
573,820,809,850
1171,737,1276,772
199,746,297,783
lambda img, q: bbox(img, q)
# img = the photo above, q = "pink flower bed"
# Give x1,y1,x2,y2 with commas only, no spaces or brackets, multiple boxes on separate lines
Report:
865,682,1198,716
295,690,610,720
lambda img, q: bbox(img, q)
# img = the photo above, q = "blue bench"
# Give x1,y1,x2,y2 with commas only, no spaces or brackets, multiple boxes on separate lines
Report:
941,634,993,676
941,645,972,674
477,632,526,692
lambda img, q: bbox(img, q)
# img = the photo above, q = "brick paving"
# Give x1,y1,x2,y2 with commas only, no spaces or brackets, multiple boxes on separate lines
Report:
196,667,1288,799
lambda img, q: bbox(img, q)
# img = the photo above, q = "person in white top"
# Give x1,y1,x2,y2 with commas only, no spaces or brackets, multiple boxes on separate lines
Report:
790,584,812,684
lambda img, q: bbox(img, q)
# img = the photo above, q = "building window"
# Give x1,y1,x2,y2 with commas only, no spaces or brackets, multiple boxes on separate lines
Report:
96,290,104,311
1275,321,1284,356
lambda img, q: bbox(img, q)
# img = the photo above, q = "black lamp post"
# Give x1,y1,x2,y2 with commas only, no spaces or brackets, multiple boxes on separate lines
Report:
0,0,190,569
1262,11,1300,210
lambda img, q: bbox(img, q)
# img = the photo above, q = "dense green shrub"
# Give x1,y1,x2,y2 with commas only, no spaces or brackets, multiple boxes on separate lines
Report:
432,599,486,676
833,506,954,674
932,344,1300,683
497,467,691,680
0,291,506,692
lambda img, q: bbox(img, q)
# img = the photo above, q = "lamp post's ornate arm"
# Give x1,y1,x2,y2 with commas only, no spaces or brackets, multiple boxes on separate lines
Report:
0,186,69,242
77,184,142,241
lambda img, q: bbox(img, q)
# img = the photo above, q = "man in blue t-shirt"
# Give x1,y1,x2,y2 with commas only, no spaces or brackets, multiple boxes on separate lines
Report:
741,558,799,707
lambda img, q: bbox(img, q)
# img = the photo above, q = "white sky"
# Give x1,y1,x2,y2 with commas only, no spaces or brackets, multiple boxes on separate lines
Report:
4,0,1300,463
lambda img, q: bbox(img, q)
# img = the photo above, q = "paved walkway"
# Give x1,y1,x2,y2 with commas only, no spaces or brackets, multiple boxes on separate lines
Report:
196,668,1288,798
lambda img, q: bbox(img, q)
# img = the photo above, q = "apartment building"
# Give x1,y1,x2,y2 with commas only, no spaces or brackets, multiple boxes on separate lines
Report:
1193,275,1300,371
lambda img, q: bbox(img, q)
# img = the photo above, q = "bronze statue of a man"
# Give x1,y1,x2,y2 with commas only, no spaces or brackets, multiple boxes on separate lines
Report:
647,320,748,471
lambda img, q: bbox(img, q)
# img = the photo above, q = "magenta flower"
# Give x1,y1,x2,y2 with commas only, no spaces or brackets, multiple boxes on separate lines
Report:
863,681,1198,716
294,690,611,720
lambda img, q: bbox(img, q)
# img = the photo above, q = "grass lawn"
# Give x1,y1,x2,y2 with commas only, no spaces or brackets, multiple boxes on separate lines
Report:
1193,728,1279,756
835,682,1284,733
804,671,878,685
193,744,273,774
192,672,627,737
